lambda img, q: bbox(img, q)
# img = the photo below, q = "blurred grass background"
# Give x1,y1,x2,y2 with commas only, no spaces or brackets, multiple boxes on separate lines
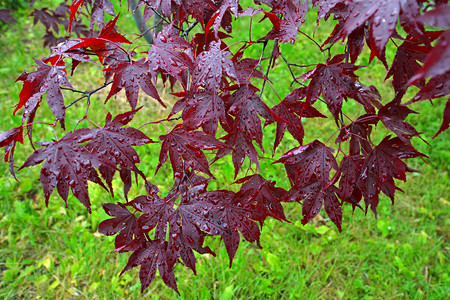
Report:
0,1,448,299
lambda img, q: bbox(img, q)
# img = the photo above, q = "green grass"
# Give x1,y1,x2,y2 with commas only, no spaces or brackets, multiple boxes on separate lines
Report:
0,3,449,299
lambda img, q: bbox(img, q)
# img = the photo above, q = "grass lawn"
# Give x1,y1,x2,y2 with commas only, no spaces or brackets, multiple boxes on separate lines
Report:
0,2,449,299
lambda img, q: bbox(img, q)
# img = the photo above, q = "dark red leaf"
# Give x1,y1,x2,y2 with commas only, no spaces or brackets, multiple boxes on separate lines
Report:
276,140,339,186
192,41,237,90
359,136,425,215
0,9,17,25
15,59,73,128
19,130,109,212
105,58,164,109
147,24,194,85
156,126,230,178
267,87,326,154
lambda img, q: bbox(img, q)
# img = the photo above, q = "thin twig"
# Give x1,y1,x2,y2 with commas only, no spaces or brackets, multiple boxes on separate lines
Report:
138,116,183,129
260,41,278,97
279,53,306,87
65,81,113,109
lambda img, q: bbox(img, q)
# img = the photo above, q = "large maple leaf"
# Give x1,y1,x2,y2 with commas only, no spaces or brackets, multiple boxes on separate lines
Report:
90,0,116,31
385,33,438,94
266,87,326,155
98,202,141,248
260,1,308,44
191,41,237,90
68,15,131,56
301,54,363,121
15,59,73,129
181,89,226,135
211,0,240,36
359,136,425,215
234,174,287,222
84,109,154,197
336,114,378,156
378,101,422,144
156,126,230,178
214,122,261,177
19,131,108,212
228,84,274,150
275,140,339,186
105,58,164,109
283,175,342,232
119,240,179,293
128,182,177,242
147,24,194,86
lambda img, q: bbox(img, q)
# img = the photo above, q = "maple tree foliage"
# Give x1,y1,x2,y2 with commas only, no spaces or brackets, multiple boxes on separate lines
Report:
1,0,449,294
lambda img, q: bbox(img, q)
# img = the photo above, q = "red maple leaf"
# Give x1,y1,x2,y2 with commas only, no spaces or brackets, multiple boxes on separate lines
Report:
15,59,73,129
275,139,339,186
105,58,164,109
283,175,342,232
119,240,179,294
359,136,425,215
84,108,154,197
267,87,326,155
98,202,141,248
327,0,425,66
68,15,131,56
301,54,363,121
156,126,230,178
19,131,109,212
147,24,194,86
409,30,450,85
191,41,237,90
181,89,226,135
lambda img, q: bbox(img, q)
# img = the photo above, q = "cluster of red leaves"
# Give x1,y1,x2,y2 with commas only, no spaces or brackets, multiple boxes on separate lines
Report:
1,0,449,294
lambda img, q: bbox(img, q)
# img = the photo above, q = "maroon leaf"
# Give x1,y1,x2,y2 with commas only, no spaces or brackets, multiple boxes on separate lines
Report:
410,73,450,103
360,136,425,215
98,203,140,248
0,126,24,179
0,9,17,25
147,24,194,85
283,175,342,232
378,101,422,144
192,41,237,90
336,114,378,156
275,140,339,186
228,84,274,150
15,59,73,128
301,55,364,121
329,0,425,66
120,240,179,294
260,2,308,44
19,131,108,212
90,0,116,31
156,126,230,178
385,34,437,94
68,15,131,55
85,109,154,196
409,30,450,85
105,58,164,109
267,87,326,154
417,3,450,28
338,155,364,208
